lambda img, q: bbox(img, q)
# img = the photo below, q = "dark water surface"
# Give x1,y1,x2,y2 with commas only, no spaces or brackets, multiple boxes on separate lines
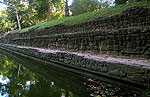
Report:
0,49,149,97
0,49,91,97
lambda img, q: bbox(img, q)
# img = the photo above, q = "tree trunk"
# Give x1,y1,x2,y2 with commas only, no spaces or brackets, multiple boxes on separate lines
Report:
16,9,21,30
46,0,52,21
17,64,21,77
65,0,69,17
66,90,69,97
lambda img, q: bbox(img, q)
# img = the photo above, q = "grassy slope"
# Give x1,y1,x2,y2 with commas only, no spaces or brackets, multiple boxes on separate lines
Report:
12,1,150,33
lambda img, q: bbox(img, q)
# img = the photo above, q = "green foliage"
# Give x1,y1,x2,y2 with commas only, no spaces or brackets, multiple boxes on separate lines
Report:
70,0,109,16
1,0,32,30
28,0,64,22
12,0,150,33
0,0,66,34
1,0,150,34
146,88,150,96
0,10,12,33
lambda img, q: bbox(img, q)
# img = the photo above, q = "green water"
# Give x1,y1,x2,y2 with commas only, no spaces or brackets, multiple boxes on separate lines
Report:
0,50,90,97
0,49,149,97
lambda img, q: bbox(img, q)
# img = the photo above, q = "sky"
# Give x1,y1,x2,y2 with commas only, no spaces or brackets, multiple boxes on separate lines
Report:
69,0,73,6
0,4,6,10
0,0,6,10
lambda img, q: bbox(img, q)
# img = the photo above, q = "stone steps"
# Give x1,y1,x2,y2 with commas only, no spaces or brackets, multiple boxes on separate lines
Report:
5,26,150,58
4,7,150,39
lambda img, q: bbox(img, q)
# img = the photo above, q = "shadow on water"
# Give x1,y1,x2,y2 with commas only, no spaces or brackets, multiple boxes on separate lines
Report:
0,49,90,97
0,49,150,97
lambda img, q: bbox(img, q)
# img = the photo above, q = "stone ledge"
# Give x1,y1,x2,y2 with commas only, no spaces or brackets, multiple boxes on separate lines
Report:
0,44,150,87
3,7,150,39
3,26,150,59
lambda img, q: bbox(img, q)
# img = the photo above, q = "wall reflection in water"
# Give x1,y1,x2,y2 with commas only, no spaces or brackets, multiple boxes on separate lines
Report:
0,50,90,97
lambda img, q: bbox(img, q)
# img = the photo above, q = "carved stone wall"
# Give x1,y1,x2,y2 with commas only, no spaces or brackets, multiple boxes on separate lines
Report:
1,7,150,58
7,26,150,58
0,6,150,87
0,44,150,87
4,7,150,39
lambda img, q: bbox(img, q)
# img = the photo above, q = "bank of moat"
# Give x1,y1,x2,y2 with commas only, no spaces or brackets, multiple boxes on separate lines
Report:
0,6,150,87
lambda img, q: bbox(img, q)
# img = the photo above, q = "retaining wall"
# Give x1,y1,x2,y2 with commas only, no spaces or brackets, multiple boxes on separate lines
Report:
0,6,150,87
0,44,150,87
4,7,150,39
2,7,150,58
7,26,150,58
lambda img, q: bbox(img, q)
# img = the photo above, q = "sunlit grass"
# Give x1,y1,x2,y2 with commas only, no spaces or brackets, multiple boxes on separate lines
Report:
12,1,150,33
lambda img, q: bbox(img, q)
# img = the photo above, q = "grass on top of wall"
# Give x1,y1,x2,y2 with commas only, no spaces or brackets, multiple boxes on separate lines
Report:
11,1,150,34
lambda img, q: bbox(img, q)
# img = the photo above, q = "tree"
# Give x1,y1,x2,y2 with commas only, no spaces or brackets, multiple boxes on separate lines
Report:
28,0,63,22
0,10,12,33
70,0,109,16
65,0,69,16
0,0,28,30
0,0,66,33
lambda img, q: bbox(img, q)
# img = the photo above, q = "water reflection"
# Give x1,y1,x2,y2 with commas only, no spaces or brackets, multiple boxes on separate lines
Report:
0,50,90,97
0,49,149,97
0,75,9,97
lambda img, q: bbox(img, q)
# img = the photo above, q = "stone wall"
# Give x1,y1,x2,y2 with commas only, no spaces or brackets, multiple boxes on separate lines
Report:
4,7,150,39
1,7,150,58
7,26,150,58
0,44,150,87
0,6,150,88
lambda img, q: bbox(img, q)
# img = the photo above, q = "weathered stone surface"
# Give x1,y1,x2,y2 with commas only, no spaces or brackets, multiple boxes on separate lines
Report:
108,69,126,77
127,74,145,82
0,44,150,87
122,65,147,75
0,7,150,87
3,26,150,59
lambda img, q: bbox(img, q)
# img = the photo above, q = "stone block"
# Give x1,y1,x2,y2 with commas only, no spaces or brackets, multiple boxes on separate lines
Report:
122,65,146,75
108,69,126,77
127,74,145,82
100,67,109,73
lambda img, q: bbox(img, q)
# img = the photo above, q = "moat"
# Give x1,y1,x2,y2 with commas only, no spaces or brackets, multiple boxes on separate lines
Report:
0,0,150,97
0,49,149,97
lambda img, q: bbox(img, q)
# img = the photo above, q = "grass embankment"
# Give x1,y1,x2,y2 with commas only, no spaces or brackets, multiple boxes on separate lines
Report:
12,1,150,33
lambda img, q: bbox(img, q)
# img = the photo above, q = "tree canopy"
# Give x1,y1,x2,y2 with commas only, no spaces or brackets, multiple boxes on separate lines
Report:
70,0,109,16
0,0,148,34
0,0,66,33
